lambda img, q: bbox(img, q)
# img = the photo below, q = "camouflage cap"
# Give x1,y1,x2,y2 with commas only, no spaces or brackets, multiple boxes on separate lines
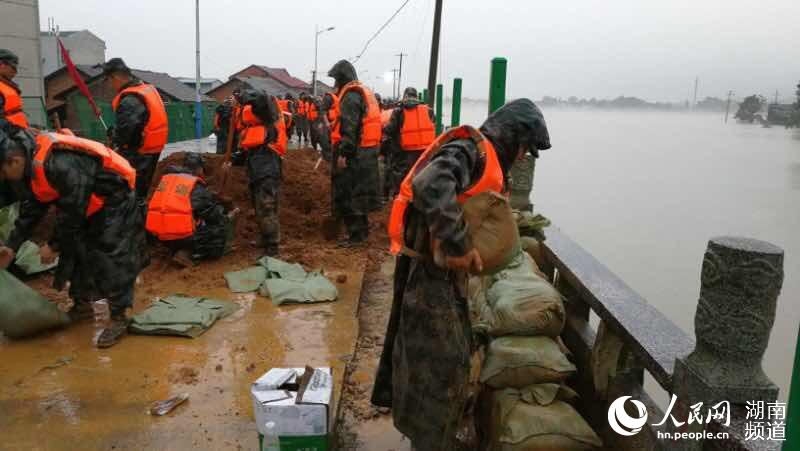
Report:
101,57,131,76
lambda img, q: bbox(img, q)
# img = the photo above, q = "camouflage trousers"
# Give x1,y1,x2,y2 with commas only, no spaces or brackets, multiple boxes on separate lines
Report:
332,147,379,239
247,148,282,252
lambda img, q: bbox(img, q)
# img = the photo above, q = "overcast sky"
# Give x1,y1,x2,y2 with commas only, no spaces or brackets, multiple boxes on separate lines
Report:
39,0,800,103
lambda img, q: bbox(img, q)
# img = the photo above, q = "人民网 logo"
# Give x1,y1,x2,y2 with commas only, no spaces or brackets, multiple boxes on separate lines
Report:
608,396,648,436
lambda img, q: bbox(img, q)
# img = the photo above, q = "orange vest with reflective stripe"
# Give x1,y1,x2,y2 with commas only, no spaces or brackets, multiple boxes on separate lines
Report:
0,78,29,128
399,104,436,151
387,125,504,255
145,173,201,241
31,132,136,217
331,82,382,148
111,83,169,154
296,100,307,116
238,104,287,156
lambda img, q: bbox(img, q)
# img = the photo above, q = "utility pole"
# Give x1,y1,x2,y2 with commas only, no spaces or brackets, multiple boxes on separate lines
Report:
396,52,406,96
194,0,202,139
426,0,443,108
314,26,336,96
774,90,779,105
692,76,699,110
391,69,400,99
724,90,734,123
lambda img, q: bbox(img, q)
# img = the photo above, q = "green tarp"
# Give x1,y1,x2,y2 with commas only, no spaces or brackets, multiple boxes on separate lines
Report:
0,270,70,338
130,295,240,338
224,256,338,305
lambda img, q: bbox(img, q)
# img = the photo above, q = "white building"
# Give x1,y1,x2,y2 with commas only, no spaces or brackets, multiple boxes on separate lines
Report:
40,29,106,76
0,0,46,126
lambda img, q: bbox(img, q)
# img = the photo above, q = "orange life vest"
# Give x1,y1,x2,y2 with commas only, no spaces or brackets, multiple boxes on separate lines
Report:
111,83,169,154
326,92,340,125
399,104,436,151
330,82,382,148
0,78,29,128
238,104,287,156
145,173,201,241
296,100,307,116
31,132,136,217
234,105,244,132
277,99,289,112
307,102,319,121
387,125,504,255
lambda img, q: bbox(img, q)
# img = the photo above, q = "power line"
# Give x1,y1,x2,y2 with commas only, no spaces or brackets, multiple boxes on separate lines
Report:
352,0,412,63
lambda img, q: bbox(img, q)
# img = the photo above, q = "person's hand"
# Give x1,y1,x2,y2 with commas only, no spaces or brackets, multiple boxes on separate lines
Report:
337,156,347,170
0,246,15,270
40,244,58,264
445,248,484,274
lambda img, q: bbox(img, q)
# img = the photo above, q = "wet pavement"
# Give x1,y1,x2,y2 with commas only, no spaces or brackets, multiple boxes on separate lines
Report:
0,270,364,450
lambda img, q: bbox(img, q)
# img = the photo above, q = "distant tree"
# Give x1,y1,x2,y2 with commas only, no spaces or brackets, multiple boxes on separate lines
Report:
735,95,766,123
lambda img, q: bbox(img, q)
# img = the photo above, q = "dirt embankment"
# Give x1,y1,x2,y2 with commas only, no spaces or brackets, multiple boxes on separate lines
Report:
27,148,390,311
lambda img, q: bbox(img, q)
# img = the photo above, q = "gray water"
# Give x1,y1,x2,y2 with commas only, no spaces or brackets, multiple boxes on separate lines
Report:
457,103,800,400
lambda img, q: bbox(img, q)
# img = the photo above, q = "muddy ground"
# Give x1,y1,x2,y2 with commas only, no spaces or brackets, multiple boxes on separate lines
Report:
4,145,400,450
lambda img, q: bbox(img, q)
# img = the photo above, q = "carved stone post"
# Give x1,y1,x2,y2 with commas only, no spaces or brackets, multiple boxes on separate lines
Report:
671,237,784,449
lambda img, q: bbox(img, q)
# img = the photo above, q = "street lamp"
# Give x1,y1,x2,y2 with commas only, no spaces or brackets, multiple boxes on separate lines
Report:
313,25,335,96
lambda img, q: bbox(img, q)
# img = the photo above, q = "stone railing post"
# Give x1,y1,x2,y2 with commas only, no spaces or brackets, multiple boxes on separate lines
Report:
671,237,784,450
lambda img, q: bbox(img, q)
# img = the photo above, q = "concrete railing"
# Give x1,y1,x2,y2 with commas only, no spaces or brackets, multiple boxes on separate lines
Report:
537,227,785,451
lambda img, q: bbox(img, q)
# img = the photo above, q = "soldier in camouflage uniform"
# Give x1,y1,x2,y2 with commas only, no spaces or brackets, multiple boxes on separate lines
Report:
371,99,552,451
236,88,283,256
327,60,381,247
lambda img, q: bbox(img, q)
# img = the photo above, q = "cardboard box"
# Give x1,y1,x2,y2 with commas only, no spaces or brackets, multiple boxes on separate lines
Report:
252,367,333,451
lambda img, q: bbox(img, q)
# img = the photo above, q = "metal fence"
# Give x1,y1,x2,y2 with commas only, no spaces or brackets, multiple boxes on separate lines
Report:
72,95,218,143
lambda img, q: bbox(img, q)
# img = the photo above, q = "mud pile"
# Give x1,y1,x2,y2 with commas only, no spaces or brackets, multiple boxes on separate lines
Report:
27,148,389,310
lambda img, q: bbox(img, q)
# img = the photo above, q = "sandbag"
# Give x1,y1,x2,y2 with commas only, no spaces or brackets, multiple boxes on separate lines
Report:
471,252,565,338
0,202,19,242
0,270,70,338
520,237,547,276
481,336,576,388
487,388,602,451
454,191,521,275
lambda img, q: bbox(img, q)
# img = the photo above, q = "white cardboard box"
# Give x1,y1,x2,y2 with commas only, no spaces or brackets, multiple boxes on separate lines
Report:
251,367,333,436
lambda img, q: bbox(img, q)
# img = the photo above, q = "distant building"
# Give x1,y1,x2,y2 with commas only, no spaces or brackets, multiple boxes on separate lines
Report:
207,65,330,102
231,65,311,91
767,104,795,126
1,0,46,126
207,76,303,103
40,29,105,76
177,77,222,94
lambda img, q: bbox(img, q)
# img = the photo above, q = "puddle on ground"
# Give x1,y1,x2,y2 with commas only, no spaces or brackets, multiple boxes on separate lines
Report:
0,271,363,450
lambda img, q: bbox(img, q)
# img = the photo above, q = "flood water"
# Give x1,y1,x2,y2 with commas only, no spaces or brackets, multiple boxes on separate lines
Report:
459,104,800,401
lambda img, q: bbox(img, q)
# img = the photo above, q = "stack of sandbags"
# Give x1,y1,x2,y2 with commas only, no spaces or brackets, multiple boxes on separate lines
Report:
469,245,602,450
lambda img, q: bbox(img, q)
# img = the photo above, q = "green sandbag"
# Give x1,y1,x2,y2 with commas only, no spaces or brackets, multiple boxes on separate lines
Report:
15,241,58,275
258,256,308,282
224,266,268,293
0,202,19,243
472,252,565,338
0,270,70,338
130,295,240,338
259,272,338,305
489,388,602,451
481,336,576,389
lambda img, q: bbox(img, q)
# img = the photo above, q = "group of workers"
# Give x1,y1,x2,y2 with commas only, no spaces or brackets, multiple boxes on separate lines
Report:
0,47,554,450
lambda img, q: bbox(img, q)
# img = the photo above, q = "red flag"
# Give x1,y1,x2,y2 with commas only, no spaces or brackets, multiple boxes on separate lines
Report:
58,38,100,117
